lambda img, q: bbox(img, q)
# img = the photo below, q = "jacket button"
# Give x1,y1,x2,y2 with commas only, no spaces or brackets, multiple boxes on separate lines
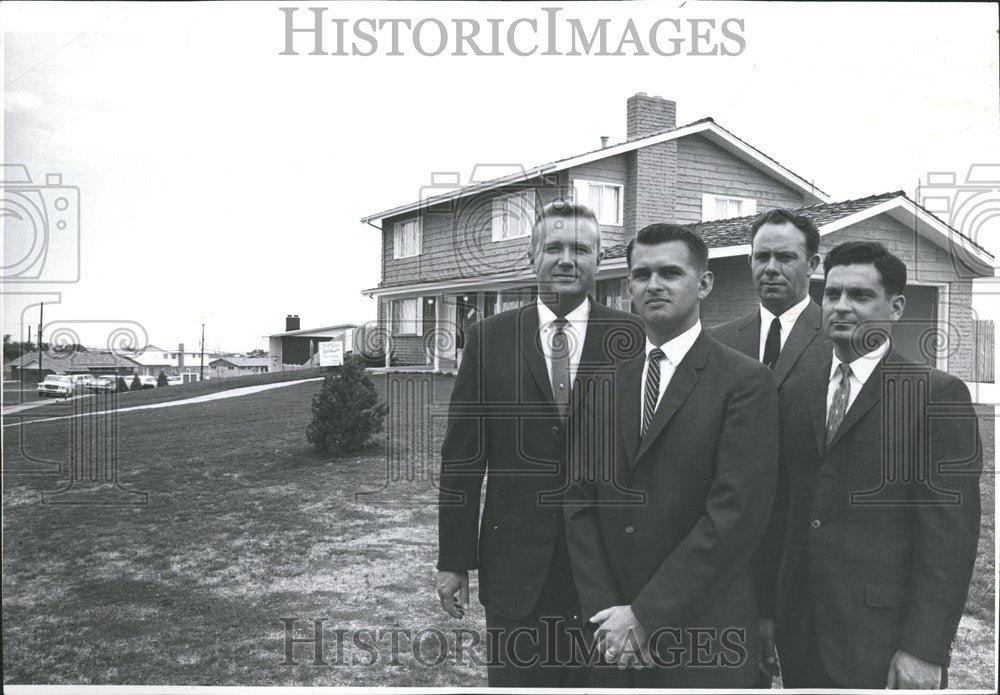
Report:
625,525,636,534
550,426,560,437
550,513,558,521
811,519,821,529
525,585,532,592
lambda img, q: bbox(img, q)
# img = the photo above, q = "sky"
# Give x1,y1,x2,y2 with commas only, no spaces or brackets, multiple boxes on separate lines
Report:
2,1,999,354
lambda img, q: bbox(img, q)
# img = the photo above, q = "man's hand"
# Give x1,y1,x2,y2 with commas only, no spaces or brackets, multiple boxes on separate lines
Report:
886,649,942,689
436,570,469,619
758,617,779,680
590,605,649,669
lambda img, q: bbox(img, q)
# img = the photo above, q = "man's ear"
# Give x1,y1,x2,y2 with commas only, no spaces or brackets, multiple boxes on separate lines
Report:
698,271,715,300
807,253,821,274
890,294,906,321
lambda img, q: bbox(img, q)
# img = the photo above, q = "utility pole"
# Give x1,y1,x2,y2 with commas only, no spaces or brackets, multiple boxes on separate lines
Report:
37,303,44,382
200,323,205,381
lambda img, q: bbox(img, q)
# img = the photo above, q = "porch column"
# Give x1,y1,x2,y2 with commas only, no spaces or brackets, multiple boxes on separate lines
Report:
385,301,392,369
433,295,441,372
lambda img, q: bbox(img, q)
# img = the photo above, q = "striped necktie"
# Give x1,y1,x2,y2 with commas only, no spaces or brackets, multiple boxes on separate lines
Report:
642,348,665,438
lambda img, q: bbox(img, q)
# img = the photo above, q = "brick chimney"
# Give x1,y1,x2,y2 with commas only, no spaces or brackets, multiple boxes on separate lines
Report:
178,343,184,370
627,93,677,140
624,93,679,238
286,314,300,331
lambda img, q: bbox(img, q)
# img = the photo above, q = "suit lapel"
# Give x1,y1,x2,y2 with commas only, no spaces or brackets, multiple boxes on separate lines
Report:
578,300,608,369
773,301,822,386
825,351,889,451
809,352,833,456
633,331,711,466
735,312,760,360
617,355,643,470
519,305,554,405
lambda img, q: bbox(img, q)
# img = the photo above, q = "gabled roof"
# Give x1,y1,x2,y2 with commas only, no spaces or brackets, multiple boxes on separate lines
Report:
210,356,270,368
265,324,356,339
602,191,994,274
4,350,141,372
361,118,829,226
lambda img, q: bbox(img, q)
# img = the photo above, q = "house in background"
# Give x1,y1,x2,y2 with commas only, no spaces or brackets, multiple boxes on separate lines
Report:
361,93,994,381
5,350,140,380
209,356,270,379
121,343,223,377
266,315,357,371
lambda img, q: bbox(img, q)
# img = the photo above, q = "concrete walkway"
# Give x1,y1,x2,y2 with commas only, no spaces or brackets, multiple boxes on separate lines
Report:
2,378,322,428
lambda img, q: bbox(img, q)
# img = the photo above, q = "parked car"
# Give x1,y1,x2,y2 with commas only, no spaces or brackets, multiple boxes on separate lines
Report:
138,375,158,389
166,375,183,386
36,374,75,398
82,376,117,392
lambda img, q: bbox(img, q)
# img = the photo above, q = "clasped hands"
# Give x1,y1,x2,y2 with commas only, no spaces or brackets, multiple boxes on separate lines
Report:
590,605,650,669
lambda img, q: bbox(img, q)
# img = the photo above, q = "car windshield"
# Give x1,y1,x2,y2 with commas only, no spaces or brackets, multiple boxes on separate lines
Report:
48,375,72,384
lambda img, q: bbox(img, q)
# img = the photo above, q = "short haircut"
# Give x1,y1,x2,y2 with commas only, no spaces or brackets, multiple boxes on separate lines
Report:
749,208,821,257
531,198,602,255
627,223,709,272
823,241,907,296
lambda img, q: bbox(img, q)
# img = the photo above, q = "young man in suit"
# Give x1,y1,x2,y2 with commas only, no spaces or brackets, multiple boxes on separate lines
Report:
564,223,780,688
759,241,982,688
436,199,643,687
709,208,831,683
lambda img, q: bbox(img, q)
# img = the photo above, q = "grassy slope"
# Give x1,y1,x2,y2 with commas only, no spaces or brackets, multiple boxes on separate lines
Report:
2,374,995,686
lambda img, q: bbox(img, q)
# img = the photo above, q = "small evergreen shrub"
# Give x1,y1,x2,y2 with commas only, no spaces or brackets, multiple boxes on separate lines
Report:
306,355,387,456
130,375,142,391
157,370,169,387
115,376,129,393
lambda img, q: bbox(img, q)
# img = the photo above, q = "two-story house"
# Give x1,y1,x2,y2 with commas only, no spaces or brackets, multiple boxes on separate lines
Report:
362,93,993,380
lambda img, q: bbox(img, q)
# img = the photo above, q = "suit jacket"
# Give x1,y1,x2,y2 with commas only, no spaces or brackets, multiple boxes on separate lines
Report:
437,299,643,619
760,347,982,687
564,330,779,687
709,300,829,390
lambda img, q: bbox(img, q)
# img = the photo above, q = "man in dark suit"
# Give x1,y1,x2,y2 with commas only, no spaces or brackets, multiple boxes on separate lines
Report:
709,208,831,683
710,208,829,389
759,241,982,688
564,223,779,688
436,199,642,687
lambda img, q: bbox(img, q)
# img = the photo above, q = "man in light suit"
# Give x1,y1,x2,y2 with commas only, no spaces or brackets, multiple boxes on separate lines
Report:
564,223,779,687
709,208,831,683
759,241,982,688
436,199,643,687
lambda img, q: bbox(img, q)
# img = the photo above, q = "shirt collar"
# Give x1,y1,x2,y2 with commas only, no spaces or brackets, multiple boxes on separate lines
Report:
760,295,811,332
829,339,890,385
537,296,590,333
646,320,702,366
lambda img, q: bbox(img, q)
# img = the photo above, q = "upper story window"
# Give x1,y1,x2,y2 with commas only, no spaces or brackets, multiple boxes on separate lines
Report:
393,218,422,259
701,194,757,221
492,190,537,241
574,179,623,226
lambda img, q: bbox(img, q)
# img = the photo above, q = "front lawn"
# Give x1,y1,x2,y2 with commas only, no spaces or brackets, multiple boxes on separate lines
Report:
1,373,994,687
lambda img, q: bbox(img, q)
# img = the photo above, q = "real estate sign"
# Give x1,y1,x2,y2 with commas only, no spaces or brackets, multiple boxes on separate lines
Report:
318,340,343,367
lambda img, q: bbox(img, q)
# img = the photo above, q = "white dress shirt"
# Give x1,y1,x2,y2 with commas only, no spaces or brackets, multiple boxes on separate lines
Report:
758,295,811,362
537,297,590,387
826,340,891,416
641,320,702,426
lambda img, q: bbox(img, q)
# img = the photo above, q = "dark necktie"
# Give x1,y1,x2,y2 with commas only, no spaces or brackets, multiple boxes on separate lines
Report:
550,318,571,418
642,348,665,438
762,317,781,369
825,363,852,446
